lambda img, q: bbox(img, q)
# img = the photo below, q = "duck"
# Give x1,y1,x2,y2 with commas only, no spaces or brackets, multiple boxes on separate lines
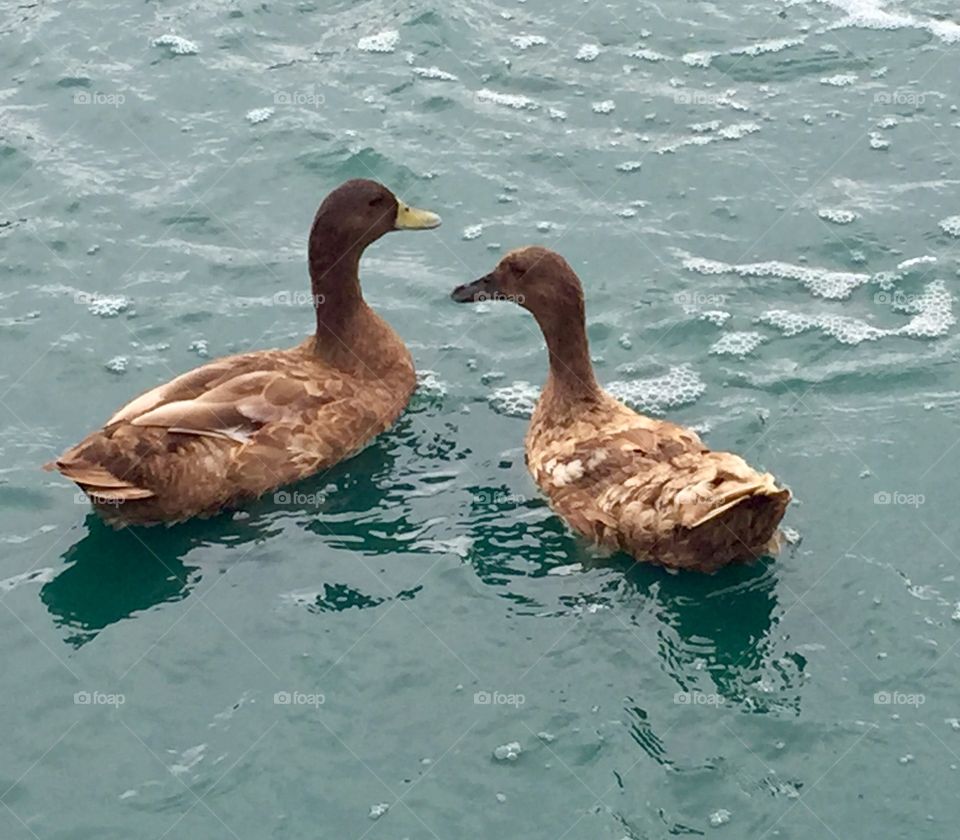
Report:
46,179,441,526
451,246,790,572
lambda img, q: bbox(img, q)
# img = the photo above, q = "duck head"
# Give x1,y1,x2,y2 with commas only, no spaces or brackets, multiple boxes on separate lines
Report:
452,246,601,400
451,246,584,317
311,179,441,251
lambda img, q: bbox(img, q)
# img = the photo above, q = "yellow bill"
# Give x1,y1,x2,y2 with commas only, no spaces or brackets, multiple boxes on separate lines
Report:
395,201,441,230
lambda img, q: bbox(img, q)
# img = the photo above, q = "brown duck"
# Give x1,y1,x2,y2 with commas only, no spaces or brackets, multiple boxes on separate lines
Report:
452,246,790,572
46,179,441,526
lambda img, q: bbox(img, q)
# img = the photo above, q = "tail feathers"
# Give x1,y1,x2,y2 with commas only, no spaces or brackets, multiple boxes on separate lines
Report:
46,459,156,500
690,483,791,555
687,474,787,528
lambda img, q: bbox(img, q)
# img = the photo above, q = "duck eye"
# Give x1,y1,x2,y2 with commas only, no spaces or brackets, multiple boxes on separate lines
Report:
369,196,385,207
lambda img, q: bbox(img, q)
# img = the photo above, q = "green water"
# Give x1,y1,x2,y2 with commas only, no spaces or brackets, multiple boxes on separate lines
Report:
3,0,960,837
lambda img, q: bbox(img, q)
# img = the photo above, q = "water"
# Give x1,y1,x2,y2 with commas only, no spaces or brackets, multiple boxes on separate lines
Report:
2,0,960,836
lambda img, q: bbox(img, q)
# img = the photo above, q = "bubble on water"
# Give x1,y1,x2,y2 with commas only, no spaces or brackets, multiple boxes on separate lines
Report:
104,356,128,374
153,34,198,55
87,294,130,317
357,30,398,53
822,0,960,43
616,208,637,218
877,115,899,129
818,208,858,224
709,809,731,827
493,741,522,761
245,107,273,125
869,132,890,150
462,224,483,241
710,331,766,357
537,731,556,742
548,107,568,121
489,381,540,418
757,310,885,345
536,221,556,232
782,526,801,545
618,333,633,350
413,66,458,81
607,364,707,414
690,120,721,133
592,100,616,114
682,256,870,299
938,216,960,237
496,792,507,802
899,754,914,765
700,310,731,327
576,44,600,61
188,339,209,357
630,48,669,62
510,34,547,50
682,51,713,68
616,160,643,173
820,73,857,86
416,369,448,397
718,122,760,140
368,803,390,819
892,280,955,339
730,36,806,56
897,256,936,271
947,718,960,730
477,89,538,110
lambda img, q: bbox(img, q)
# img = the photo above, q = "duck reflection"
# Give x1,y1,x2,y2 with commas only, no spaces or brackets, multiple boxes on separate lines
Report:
41,412,448,647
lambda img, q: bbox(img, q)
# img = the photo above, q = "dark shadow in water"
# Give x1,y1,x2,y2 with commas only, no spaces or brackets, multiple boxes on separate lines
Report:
40,413,443,647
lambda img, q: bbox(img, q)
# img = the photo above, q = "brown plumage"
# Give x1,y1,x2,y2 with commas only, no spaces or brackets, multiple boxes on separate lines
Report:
45,179,441,526
452,246,790,573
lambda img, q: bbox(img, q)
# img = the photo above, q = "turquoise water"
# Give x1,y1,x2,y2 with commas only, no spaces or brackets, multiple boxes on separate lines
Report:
4,0,960,836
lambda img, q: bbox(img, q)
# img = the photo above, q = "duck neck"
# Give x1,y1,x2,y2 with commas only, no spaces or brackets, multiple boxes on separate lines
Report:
307,234,375,367
535,304,602,410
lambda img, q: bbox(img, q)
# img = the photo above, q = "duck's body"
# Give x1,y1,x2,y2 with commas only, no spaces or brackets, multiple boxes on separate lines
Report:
453,247,790,573
47,180,439,526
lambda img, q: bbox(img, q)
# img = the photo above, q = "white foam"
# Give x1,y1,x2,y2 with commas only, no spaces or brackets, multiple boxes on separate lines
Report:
576,44,600,62
104,355,128,374
476,89,538,110
592,100,616,114
939,216,960,237
710,331,766,357
869,132,890,150
616,161,643,173
152,34,198,55
816,0,960,44
493,742,522,761
86,294,130,317
245,107,273,125
682,256,870,300
729,36,807,56
818,208,858,224
820,73,858,86
630,48,669,62
357,30,398,53
897,256,936,270
700,310,731,327
413,66,458,81
510,34,547,50
462,224,483,241
682,51,713,68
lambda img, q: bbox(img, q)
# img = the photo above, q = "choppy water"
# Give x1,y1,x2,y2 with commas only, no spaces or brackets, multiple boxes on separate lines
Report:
3,0,960,837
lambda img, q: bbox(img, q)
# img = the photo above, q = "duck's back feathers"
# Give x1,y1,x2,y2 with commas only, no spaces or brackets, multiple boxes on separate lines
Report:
528,400,790,572
47,344,415,525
